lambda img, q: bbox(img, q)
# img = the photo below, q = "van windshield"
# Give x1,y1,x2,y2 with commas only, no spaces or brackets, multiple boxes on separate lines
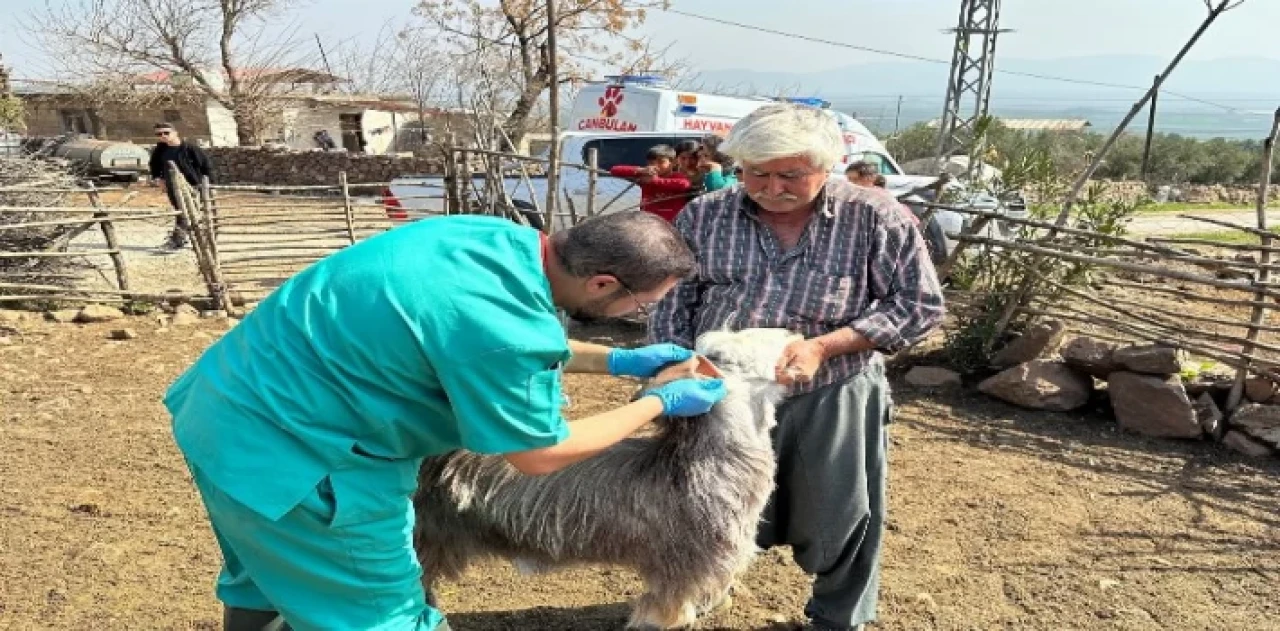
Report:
847,152,900,175
580,136,696,171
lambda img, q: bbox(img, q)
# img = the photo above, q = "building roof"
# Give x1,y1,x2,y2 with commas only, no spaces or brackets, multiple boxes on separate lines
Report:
134,67,347,85
925,117,1092,132
999,118,1092,132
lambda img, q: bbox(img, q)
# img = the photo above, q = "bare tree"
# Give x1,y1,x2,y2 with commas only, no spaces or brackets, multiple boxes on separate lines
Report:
329,20,459,153
24,0,316,145
415,0,676,150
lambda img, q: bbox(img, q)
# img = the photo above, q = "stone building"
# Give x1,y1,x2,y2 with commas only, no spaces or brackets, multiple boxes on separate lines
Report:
15,67,477,155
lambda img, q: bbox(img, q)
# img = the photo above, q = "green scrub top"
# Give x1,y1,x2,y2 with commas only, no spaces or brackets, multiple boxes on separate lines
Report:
165,215,571,525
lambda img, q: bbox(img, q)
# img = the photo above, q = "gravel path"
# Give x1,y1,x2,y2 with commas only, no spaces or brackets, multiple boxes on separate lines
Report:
67,216,204,295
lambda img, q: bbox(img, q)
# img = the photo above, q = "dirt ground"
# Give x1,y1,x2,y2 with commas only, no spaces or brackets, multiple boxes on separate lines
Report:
1,316,1278,631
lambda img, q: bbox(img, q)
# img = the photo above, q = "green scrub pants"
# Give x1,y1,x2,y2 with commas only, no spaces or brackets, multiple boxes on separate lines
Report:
187,463,448,631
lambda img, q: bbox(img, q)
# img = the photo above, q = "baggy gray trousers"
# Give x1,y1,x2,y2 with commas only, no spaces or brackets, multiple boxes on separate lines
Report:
756,361,892,629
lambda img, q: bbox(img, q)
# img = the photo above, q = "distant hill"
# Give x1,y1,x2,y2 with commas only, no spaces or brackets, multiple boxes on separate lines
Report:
682,55,1280,105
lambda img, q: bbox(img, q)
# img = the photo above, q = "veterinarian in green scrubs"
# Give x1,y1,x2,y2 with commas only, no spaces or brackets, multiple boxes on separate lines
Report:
165,211,726,631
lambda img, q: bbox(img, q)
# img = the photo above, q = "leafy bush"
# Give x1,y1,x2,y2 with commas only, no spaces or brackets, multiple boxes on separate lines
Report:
887,120,1277,187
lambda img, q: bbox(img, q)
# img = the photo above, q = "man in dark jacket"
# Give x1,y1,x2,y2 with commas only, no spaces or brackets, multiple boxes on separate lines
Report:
149,122,213,249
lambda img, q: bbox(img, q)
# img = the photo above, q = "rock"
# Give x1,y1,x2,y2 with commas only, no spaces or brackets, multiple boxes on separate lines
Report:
108,329,138,341
1113,344,1186,376
173,303,200,317
46,309,81,324
1193,393,1225,441
904,366,962,388
1244,377,1277,404
1061,336,1120,379
169,312,200,327
200,310,229,320
1229,404,1280,449
0,335,11,345
1108,372,1201,438
75,304,125,324
978,360,1093,412
1222,430,1273,458
990,320,1067,369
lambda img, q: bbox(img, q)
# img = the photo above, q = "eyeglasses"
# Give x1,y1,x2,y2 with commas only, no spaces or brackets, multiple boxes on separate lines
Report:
155,131,172,137
618,282,653,319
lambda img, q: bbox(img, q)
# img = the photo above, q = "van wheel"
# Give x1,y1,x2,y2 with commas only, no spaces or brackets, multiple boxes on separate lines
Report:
510,200,546,231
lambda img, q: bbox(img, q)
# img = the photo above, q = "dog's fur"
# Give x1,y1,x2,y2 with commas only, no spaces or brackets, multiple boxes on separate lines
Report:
412,328,798,629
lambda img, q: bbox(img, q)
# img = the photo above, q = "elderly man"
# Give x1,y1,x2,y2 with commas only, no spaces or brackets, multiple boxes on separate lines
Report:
649,103,945,630
168,210,726,631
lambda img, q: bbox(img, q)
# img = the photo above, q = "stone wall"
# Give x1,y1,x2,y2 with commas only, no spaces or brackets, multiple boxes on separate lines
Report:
206,147,445,186
1024,180,1277,206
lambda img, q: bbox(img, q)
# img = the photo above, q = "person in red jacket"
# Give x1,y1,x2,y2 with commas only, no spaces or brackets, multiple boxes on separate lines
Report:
609,144,693,222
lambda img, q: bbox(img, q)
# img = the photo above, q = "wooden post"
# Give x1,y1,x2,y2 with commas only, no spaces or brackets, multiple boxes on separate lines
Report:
1141,74,1160,182
585,147,599,219
86,182,130,294
339,171,356,244
197,176,221,268
442,147,457,214
543,0,560,233
170,161,226,310
458,149,471,214
1226,106,1280,412
200,176,220,240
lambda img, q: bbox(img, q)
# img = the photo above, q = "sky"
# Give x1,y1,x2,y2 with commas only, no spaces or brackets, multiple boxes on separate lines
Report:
3,0,1278,78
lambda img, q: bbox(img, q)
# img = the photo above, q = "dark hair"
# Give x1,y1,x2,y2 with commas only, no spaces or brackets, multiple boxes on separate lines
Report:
699,135,734,169
154,122,177,131
845,160,877,178
674,140,700,157
873,174,886,188
646,144,676,161
551,211,696,292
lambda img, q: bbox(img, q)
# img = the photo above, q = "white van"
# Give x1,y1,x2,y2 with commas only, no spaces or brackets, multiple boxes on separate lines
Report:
385,75,1025,255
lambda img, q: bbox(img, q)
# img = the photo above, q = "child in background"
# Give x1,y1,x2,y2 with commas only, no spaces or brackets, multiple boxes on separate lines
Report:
698,135,738,193
608,144,693,222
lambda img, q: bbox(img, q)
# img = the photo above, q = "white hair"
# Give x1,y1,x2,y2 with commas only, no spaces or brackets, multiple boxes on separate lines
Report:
721,103,845,171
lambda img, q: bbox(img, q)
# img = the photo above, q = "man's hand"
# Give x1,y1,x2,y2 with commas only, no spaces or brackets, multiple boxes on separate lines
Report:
608,343,695,378
775,339,827,386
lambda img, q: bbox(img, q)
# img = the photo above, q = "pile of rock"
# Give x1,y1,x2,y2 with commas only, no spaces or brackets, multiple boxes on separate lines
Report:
975,319,1278,458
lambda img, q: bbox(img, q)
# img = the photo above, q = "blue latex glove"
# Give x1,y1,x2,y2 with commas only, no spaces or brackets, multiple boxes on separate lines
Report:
643,378,727,417
607,343,695,378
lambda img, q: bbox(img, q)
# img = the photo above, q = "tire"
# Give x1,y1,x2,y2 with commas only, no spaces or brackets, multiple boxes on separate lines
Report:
511,200,546,231
921,215,949,267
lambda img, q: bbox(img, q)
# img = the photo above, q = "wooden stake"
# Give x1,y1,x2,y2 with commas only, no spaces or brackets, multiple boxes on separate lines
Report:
1227,106,1280,412
954,234,1280,301
586,147,599,219
339,171,357,245
544,0,561,234
87,182,130,294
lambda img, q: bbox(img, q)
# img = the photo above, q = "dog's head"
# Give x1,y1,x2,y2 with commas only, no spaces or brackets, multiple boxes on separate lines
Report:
691,327,798,435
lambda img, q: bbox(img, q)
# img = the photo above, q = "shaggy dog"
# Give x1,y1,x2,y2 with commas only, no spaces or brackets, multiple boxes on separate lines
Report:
412,328,798,629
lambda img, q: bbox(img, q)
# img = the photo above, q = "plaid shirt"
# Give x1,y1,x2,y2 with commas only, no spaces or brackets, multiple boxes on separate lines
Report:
648,177,946,394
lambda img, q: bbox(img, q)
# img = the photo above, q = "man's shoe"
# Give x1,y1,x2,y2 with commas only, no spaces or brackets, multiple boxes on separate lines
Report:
160,231,188,250
804,622,862,631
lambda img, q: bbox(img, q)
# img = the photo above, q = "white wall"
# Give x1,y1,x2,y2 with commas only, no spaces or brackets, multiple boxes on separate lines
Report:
361,110,397,155
205,102,240,147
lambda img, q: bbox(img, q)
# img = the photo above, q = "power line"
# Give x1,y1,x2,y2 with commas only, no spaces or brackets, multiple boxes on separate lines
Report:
660,7,1245,113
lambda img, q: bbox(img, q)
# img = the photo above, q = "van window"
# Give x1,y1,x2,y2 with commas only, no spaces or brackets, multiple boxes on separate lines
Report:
848,152,900,175
581,136,687,171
